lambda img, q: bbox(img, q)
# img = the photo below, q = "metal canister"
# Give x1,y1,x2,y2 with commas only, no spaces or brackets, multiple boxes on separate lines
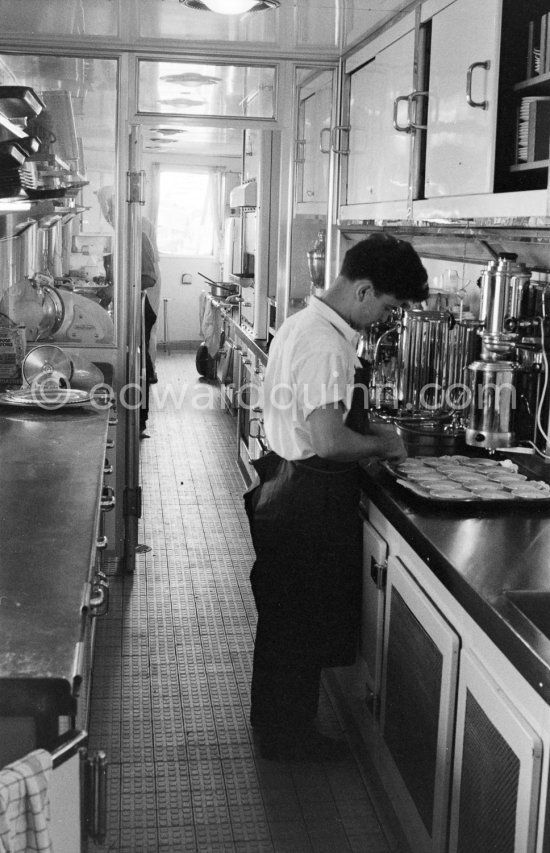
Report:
465,360,519,449
507,264,532,323
445,318,481,410
529,269,550,319
479,254,528,337
396,309,450,412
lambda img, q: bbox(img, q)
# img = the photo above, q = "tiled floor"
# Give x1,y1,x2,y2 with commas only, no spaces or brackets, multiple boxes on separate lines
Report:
88,351,407,853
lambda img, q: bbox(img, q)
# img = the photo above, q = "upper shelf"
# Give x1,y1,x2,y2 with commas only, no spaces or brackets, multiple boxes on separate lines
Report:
514,72,550,94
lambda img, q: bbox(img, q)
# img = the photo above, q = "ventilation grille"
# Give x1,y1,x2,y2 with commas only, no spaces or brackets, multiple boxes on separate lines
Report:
457,690,519,853
384,587,443,835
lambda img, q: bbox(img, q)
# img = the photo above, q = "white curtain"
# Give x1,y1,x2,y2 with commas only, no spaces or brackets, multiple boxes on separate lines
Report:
154,165,224,258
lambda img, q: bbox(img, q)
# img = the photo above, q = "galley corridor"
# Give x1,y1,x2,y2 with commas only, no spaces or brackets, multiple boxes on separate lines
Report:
87,350,407,853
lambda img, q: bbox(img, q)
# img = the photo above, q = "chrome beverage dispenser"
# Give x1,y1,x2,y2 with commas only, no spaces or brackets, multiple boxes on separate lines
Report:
465,254,549,450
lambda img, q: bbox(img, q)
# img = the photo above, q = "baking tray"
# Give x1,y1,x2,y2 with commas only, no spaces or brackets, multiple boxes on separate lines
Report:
0,388,92,409
381,455,550,505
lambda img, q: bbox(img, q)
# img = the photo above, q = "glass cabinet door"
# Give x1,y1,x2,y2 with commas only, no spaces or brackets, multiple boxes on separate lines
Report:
0,53,118,350
287,66,336,318
295,69,333,209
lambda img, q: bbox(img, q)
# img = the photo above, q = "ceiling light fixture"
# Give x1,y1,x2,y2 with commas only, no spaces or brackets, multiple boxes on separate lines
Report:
180,0,279,13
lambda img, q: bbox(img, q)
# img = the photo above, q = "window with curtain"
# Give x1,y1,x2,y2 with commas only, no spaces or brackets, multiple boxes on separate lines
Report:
156,167,222,256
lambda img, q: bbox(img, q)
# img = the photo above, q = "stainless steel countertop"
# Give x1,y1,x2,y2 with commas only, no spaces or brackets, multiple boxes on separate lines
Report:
0,404,109,713
360,455,550,703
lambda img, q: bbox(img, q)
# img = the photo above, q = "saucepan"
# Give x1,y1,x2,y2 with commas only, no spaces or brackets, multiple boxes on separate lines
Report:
198,271,239,299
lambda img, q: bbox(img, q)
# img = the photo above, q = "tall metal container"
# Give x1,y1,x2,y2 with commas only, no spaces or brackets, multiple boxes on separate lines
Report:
465,360,519,449
396,309,450,412
445,319,481,410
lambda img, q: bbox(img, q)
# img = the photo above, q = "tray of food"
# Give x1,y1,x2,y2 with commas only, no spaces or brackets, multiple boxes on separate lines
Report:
381,455,550,504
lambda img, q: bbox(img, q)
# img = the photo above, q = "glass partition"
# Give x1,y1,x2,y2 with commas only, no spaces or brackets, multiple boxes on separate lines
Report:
138,60,277,119
138,0,279,44
0,53,118,348
0,0,119,37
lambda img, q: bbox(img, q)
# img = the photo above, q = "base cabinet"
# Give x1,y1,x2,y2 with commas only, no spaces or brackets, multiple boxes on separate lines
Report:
349,501,550,853
360,517,388,717
449,650,542,853
380,555,459,853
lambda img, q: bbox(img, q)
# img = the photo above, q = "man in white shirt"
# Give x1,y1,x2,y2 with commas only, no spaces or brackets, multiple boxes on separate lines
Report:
246,234,429,761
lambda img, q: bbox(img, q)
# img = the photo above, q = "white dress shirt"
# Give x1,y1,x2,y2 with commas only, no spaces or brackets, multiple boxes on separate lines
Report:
263,297,360,461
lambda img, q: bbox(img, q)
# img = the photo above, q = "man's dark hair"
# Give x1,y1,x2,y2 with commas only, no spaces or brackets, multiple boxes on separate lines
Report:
340,233,429,302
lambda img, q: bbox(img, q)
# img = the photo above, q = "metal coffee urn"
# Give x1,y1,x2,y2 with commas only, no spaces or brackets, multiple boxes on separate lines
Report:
465,254,549,451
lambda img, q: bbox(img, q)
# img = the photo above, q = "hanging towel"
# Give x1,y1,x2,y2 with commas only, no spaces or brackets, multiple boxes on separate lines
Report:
198,290,207,338
0,749,53,853
199,291,222,358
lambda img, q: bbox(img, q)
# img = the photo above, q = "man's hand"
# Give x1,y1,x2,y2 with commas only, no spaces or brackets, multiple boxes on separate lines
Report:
308,406,408,464
368,422,407,464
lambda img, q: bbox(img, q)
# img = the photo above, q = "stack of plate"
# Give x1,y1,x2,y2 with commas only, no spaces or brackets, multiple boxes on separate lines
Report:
516,97,531,162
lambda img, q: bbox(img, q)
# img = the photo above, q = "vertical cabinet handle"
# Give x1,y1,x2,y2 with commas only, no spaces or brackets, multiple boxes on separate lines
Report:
295,139,306,163
393,92,429,133
331,125,350,154
408,90,429,130
319,127,332,154
393,95,412,133
466,60,490,109
84,749,108,843
100,486,116,512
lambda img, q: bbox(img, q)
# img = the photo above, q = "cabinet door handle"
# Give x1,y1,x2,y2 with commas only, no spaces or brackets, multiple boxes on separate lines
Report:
84,750,108,843
393,95,412,133
89,585,106,612
100,486,115,512
331,125,350,154
295,139,306,164
408,90,429,130
466,60,490,109
319,127,331,154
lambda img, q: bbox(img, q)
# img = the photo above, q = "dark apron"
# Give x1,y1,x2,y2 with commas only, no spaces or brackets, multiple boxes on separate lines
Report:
244,363,370,731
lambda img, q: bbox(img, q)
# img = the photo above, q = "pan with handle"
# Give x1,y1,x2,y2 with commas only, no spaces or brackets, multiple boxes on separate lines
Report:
199,272,239,298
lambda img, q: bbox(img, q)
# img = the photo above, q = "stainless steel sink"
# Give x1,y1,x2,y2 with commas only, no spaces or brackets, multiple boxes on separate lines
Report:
504,591,550,640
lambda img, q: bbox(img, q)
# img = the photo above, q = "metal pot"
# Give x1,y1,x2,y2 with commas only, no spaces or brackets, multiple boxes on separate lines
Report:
38,214,63,277
0,235,20,289
14,219,38,281
198,271,239,298
210,282,239,298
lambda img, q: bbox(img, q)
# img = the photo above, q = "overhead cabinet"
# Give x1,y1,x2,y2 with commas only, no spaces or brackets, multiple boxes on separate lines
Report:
340,15,416,220
339,0,550,223
422,0,501,198
295,69,334,212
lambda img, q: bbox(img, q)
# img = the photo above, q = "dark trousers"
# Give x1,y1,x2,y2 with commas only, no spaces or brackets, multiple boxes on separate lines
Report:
250,581,323,733
140,294,157,431
246,454,362,735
